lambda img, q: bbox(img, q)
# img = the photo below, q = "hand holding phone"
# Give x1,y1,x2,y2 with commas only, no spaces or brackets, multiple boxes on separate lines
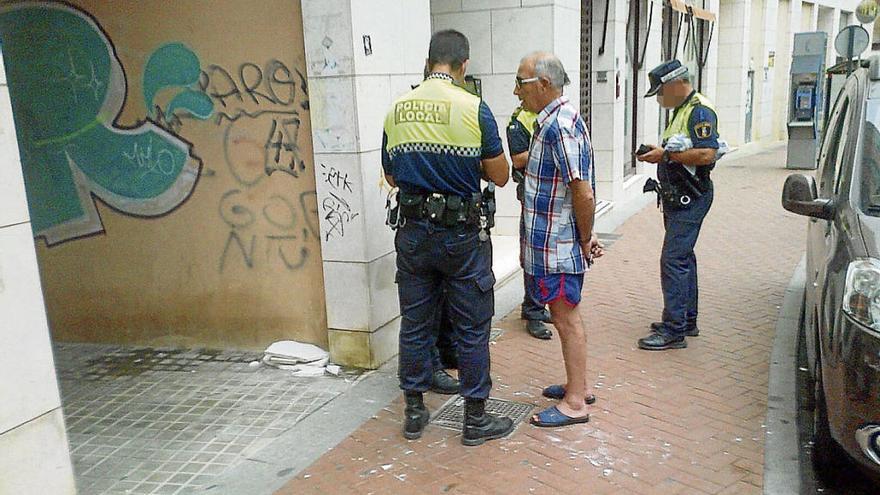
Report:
635,144,654,156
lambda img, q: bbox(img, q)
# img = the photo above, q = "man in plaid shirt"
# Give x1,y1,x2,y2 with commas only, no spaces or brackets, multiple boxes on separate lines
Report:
515,52,603,428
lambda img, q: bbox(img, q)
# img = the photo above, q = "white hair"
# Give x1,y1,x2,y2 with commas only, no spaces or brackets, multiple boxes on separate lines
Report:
522,52,568,89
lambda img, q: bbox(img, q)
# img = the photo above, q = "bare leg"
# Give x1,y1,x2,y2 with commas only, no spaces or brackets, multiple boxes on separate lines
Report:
533,299,589,420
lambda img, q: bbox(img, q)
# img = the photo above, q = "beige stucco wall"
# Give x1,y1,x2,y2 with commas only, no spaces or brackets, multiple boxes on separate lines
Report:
3,0,327,349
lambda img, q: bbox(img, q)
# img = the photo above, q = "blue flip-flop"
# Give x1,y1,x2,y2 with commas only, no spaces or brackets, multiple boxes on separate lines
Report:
530,405,590,428
542,384,597,405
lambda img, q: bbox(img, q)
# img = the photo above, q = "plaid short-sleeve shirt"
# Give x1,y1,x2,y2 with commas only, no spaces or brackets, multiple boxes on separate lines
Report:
522,96,594,277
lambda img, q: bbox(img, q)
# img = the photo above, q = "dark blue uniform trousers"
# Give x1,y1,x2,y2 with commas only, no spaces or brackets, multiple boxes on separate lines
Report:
395,220,495,399
519,212,546,319
430,300,457,371
660,186,713,337
521,273,546,318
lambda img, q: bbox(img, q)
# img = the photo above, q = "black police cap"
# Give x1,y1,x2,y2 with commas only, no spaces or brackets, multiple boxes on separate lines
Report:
645,59,689,97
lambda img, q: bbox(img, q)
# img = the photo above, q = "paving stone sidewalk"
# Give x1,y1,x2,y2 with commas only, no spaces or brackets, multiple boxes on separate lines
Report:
277,144,806,495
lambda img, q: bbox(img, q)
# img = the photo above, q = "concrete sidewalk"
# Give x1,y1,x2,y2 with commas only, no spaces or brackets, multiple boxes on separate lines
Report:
273,144,807,494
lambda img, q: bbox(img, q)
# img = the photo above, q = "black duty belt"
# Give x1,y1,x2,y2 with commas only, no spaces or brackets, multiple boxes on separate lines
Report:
399,191,483,227
646,162,712,209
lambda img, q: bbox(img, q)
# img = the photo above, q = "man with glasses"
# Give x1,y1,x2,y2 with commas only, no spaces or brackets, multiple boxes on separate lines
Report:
514,52,602,428
382,30,513,445
635,59,719,351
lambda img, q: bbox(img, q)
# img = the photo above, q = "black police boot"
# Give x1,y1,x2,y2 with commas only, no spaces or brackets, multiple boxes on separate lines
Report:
461,398,514,446
430,370,460,395
650,321,699,337
403,391,430,440
637,331,687,351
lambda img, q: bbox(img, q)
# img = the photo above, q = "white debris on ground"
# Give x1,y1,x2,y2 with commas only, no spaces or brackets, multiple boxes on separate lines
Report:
258,340,341,377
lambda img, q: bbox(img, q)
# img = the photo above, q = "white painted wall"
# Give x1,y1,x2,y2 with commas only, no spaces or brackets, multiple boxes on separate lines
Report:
718,0,752,145
0,49,77,495
803,1,817,31
817,5,837,66
760,0,779,142
749,0,762,141
641,0,665,148
773,0,794,140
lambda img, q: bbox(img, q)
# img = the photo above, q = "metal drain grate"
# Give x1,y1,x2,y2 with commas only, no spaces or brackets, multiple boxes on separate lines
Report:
489,327,504,342
430,396,534,431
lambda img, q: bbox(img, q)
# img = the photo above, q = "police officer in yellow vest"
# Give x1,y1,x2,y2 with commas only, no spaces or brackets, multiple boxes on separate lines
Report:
635,59,719,351
507,107,555,340
382,30,513,445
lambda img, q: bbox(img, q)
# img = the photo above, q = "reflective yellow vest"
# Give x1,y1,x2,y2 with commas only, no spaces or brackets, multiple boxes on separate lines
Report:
513,107,538,138
662,92,718,143
384,78,482,155
661,91,719,178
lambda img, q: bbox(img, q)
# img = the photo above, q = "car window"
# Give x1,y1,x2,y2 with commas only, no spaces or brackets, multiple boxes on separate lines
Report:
861,101,880,217
817,97,849,197
832,99,855,196
833,79,865,196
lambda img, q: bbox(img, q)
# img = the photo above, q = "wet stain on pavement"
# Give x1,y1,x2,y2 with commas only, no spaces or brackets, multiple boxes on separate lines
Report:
81,348,262,379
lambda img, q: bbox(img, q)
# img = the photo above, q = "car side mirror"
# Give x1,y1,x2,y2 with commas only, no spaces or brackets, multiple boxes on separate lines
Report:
782,174,833,220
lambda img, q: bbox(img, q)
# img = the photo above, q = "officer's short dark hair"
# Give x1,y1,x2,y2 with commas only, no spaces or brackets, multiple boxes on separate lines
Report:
427,30,469,70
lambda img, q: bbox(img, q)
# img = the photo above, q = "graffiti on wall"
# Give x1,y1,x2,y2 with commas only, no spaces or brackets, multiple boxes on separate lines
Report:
217,188,318,273
0,2,208,245
0,2,320,273
0,1,324,277
201,59,310,180
200,59,317,273
144,43,215,130
319,163,358,241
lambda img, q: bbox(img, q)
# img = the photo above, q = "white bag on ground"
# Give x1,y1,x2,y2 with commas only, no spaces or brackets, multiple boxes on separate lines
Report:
262,340,329,370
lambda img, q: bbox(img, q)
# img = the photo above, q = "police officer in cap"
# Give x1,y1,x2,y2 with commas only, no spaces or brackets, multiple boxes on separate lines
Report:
382,29,514,445
635,59,719,351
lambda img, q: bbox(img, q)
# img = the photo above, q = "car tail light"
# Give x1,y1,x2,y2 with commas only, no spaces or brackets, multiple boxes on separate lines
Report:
843,259,880,332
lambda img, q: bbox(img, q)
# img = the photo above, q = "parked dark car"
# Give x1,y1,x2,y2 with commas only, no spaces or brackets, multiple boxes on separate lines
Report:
782,58,880,483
